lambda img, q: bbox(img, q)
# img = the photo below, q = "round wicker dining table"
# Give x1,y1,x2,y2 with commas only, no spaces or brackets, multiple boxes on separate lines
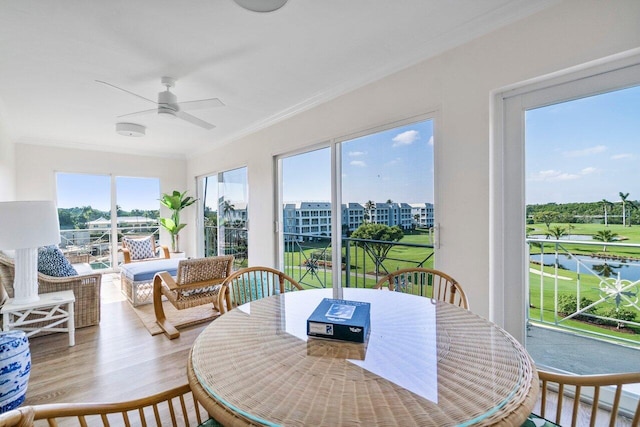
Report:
188,288,538,426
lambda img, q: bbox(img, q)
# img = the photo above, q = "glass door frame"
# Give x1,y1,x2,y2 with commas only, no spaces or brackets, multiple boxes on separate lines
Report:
492,53,640,342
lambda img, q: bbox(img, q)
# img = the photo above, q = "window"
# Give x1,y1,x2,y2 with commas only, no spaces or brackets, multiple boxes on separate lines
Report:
277,116,436,289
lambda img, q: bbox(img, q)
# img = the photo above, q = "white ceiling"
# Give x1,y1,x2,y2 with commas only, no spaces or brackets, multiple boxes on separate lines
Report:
0,0,555,159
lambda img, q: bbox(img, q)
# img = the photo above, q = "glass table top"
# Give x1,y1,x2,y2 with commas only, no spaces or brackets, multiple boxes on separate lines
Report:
190,288,537,426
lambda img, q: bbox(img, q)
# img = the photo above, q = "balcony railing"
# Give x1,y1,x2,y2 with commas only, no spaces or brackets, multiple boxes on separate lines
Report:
60,225,161,270
283,232,434,289
204,225,247,270
527,238,640,345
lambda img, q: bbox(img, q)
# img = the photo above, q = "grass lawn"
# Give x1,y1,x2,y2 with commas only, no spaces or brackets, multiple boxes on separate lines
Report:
284,232,434,289
529,262,640,342
528,223,640,259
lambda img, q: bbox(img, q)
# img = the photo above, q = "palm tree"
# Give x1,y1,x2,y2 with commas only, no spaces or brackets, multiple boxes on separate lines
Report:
592,229,619,252
601,199,613,227
221,200,235,223
545,225,568,240
619,192,629,227
364,200,376,223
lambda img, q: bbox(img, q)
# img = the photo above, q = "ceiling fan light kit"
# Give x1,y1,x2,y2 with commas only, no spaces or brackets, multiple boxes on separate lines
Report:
116,122,146,137
233,0,287,13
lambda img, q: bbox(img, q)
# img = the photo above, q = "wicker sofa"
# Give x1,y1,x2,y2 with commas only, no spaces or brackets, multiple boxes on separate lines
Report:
0,252,101,328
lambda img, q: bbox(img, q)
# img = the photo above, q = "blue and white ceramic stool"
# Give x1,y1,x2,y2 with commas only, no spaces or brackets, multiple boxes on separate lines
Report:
0,330,30,413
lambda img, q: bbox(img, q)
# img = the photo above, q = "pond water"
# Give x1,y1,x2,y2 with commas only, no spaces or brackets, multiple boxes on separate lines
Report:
530,253,640,282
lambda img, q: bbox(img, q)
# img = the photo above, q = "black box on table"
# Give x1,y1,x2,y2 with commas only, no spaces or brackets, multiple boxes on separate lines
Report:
306,298,371,343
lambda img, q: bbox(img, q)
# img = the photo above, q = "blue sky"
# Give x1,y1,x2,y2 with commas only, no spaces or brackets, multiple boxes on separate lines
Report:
56,174,160,211
526,85,640,204
282,120,434,204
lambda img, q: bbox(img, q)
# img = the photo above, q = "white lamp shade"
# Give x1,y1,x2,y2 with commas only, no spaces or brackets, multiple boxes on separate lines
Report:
0,201,61,249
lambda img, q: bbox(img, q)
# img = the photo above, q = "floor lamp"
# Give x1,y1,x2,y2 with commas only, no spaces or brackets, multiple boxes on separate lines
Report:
0,201,61,304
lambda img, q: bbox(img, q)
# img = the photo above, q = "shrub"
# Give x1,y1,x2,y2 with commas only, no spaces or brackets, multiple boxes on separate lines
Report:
557,294,595,321
597,306,637,329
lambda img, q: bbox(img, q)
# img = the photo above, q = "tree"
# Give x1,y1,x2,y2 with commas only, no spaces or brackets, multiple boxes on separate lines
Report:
545,225,568,240
364,200,376,223
627,200,638,226
592,229,619,252
221,200,235,223
350,223,403,276
533,211,558,230
159,190,197,252
619,192,629,227
386,199,393,204
601,199,613,226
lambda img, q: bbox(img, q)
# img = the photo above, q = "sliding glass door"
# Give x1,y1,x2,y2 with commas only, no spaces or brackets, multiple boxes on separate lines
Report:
277,116,436,289
55,173,160,269
199,166,249,269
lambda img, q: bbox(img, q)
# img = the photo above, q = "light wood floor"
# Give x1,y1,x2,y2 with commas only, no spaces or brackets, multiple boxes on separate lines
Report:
25,274,208,406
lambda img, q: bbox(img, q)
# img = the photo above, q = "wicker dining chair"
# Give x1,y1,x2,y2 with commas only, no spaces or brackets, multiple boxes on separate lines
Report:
0,383,220,427
153,256,234,339
217,266,304,314
374,267,469,309
534,369,640,427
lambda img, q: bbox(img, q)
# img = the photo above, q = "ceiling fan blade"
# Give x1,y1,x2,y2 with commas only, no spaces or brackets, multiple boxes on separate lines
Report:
96,80,157,105
175,110,216,130
178,98,225,111
117,108,157,118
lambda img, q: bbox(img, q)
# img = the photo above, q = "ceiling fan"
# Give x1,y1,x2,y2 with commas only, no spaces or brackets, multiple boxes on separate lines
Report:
96,76,224,130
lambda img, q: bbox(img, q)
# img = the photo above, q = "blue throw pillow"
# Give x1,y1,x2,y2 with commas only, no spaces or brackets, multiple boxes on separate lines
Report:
123,236,155,260
37,246,78,277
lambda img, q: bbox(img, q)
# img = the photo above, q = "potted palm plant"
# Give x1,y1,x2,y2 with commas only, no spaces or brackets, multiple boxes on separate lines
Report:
159,190,197,254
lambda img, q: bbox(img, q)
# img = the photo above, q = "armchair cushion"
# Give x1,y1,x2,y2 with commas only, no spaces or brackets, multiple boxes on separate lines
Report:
123,237,155,261
37,246,78,277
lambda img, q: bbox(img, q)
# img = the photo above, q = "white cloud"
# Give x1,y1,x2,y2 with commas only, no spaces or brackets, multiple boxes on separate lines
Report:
611,153,633,160
348,151,366,157
350,160,366,167
580,167,597,175
392,130,419,147
563,145,607,157
529,169,580,182
385,157,403,167
427,135,434,146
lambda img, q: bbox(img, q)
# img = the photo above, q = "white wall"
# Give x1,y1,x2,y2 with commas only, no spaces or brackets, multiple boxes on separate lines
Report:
0,116,15,201
14,144,188,249
187,0,640,335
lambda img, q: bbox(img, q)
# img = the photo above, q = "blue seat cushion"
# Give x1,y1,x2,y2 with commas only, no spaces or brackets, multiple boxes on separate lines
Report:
120,258,180,282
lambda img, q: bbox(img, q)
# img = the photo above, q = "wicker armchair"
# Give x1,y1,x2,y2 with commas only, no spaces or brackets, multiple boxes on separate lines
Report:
153,256,234,339
0,252,101,328
535,369,640,426
121,235,170,264
0,383,219,426
217,266,304,314
374,267,469,309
